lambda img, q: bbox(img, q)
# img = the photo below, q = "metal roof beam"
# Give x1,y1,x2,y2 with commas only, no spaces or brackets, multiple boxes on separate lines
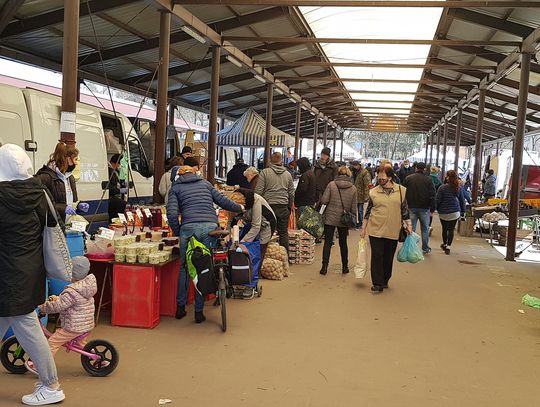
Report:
122,40,300,85
80,6,288,66
177,1,540,8
283,76,479,85
450,9,535,38
0,0,134,39
224,36,521,47
254,60,497,71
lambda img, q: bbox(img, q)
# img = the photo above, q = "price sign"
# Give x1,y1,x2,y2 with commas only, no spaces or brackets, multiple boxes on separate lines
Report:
144,208,152,218
118,213,127,224
70,221,87,232
98,228,115,240
136,208,143,219
126,211,135,222
162,214,168,226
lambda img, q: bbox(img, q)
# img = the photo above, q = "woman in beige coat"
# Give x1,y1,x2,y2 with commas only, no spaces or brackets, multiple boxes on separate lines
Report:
319,166,357,275
360,165,412,293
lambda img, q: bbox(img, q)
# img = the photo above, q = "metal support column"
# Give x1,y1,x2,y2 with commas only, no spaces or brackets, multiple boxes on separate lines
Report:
323,121,328,147
294,103,301,162
441,119,448,179
264,83,273,168
60,0,80,145
429,129,434,165
312,116,319,165
472,88,486,203
424,133,429,164
207,46,221,184
332,128,337,161
506,52,532,261
435,126,441,167
454,108,462,172
340,130,344,161
152,11,171,203
168,104,176,125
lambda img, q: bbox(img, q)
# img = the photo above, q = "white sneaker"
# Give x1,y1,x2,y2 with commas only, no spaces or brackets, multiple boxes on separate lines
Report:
21,384,65,406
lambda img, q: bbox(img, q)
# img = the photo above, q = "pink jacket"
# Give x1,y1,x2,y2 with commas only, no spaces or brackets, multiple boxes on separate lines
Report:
39,274,97,333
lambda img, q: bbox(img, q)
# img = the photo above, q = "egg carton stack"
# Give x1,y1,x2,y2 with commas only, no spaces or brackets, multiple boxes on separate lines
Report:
288,230,315,265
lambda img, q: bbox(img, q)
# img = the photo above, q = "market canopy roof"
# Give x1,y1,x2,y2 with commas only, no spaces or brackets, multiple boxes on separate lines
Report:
208,109,295,148
1,1,540,144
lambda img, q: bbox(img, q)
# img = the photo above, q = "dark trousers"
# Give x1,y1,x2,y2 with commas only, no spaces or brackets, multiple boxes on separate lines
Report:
369,236,398,287
322,224,349,266
270,204,290,253
440,219,458,246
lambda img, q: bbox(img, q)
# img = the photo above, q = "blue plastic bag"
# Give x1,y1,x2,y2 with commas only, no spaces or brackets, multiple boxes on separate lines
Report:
397,234,424,264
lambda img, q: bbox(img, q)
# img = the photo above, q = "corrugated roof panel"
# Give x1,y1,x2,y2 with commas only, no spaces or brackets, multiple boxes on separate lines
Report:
101,2,161,38
16,0,64,19
509,9,540,27
183,5,236,24
74,16,139,50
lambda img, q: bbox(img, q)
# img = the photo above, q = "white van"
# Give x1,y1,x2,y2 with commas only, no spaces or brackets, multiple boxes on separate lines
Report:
0,83,153,226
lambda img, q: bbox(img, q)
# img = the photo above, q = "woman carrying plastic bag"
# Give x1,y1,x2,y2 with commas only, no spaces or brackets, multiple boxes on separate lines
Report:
397,233,424,264
354,238,370,279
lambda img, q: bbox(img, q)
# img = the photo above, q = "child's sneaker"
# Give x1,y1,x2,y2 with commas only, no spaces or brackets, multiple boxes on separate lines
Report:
21,384,65,405
25,360,38,376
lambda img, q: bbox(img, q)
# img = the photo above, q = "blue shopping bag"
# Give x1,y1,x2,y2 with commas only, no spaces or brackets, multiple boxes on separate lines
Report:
397,234,424,264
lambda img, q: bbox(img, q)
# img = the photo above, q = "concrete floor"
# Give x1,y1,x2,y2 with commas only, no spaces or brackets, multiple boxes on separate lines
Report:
2,223,540,406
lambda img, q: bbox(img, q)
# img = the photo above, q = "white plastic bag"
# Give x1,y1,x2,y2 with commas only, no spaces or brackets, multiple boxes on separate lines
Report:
354,238,369,279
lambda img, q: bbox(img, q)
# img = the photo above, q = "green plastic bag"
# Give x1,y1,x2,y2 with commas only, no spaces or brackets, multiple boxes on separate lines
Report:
397,234,424,264
185,236,211,281
522,294,540,309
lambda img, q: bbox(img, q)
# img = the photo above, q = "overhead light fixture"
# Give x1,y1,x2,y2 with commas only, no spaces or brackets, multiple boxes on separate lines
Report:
254,74,267,84
289,97,297,104
226,55,243,68
275,88,284,96
181,26,206,44
310,111,316,116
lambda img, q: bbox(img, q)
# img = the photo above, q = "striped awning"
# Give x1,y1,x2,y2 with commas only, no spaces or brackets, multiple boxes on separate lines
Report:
206,109,294,148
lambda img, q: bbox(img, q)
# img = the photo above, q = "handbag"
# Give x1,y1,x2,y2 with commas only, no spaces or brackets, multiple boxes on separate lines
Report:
42,192,73,282
398,186,407,243
337,186,355,229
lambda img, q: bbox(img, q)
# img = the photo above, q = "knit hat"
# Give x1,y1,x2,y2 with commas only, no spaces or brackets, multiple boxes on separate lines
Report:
321,147,331,157
416,162,426,170
181,146,192,155
0,144,34,182
71,256,90,281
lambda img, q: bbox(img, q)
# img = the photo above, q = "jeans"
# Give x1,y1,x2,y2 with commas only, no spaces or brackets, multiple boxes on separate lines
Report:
322,224,349,266
369,236,398,287
270,204,290,253
440,219,458,246
356,202,365,227
0,312,58,387
409,208,431,251
178,222,218,312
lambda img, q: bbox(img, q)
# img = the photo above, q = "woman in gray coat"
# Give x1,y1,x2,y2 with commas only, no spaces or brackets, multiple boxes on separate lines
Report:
319,166,357,275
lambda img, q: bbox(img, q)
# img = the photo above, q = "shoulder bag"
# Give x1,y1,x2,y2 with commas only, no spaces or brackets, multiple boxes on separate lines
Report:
337,185,356,229
42,191,73,282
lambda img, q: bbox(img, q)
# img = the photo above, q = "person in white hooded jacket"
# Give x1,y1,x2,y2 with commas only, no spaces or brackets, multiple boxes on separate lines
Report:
0,144,65,406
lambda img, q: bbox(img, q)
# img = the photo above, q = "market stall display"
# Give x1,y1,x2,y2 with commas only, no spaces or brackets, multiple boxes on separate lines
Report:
260,258,286,280
288,230,316,265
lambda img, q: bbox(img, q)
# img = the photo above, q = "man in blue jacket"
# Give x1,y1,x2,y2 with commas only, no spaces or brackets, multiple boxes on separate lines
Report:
167,165,243,323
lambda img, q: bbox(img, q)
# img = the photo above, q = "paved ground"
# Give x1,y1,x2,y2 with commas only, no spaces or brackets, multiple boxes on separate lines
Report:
2,222,540,406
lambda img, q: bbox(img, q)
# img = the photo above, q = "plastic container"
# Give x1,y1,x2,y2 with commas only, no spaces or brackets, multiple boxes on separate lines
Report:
112,264,160,328
66,232,84,257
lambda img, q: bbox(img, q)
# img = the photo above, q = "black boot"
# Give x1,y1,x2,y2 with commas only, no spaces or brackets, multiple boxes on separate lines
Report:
342,265,349,274
195,311,206,324
175,305,186,320
320,263,328,275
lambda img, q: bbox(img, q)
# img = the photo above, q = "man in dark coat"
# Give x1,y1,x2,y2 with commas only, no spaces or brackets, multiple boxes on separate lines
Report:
0,144,65,404
294,157,316,216
397,160,414,183
314,147,338,204
108,154,127,223
226,158,250,188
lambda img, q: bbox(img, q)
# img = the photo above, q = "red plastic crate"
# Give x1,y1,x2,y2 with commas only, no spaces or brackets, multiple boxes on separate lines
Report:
159,258,180,317
112,264,160,329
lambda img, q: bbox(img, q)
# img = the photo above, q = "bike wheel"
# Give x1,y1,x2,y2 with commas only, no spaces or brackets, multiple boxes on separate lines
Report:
219,267,227,332
80,339,119,377
0,336,27,374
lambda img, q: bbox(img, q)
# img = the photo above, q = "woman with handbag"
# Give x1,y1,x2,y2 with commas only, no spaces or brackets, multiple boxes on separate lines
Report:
319,166,357,275
360,164,412,293
35,142,89,222
436,170,466,255
0,144,65,405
